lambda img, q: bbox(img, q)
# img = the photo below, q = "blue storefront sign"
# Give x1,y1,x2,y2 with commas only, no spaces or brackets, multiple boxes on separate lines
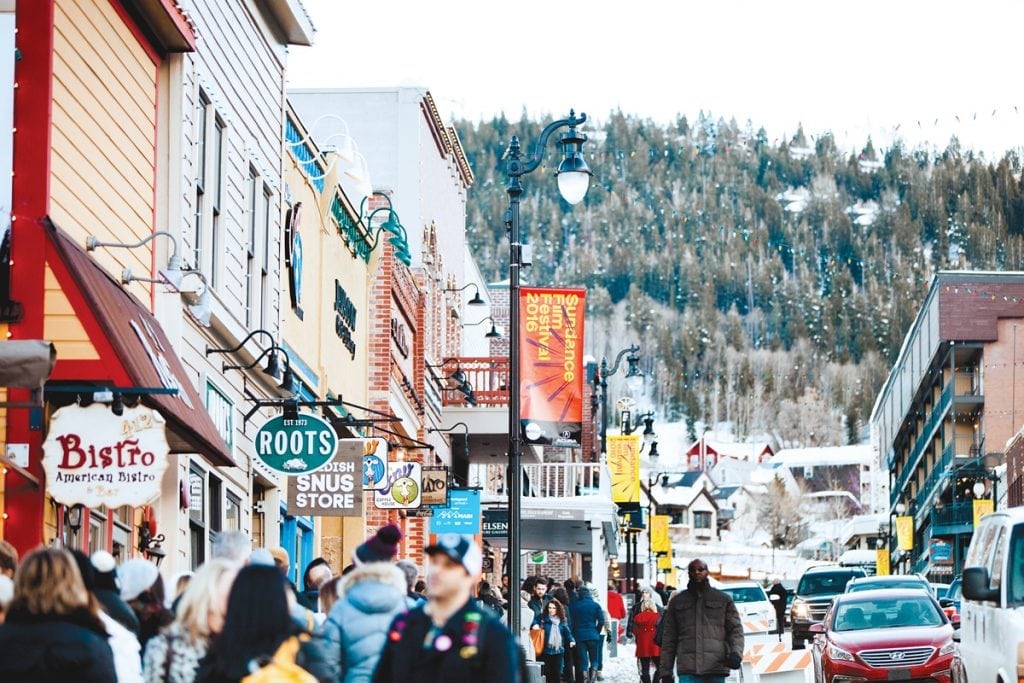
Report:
931,539,952,564
429,489,481,535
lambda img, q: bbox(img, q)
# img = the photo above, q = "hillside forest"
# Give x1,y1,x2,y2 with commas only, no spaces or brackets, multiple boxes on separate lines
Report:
455,111,1024,448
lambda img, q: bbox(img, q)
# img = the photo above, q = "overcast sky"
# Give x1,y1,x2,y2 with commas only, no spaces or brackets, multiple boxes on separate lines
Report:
287,0,1022,158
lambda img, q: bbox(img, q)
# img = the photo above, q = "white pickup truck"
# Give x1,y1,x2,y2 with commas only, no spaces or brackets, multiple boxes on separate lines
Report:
958,506,1024,683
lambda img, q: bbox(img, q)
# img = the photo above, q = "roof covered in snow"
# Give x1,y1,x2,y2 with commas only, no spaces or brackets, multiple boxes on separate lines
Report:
770,444,875,467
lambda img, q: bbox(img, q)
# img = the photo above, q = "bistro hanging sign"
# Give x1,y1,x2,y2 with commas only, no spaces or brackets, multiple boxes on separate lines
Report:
42,403,170,507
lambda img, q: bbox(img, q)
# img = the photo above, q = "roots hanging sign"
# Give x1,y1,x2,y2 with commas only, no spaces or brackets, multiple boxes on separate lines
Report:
255,412,338,476
42,403,169,507
519,287,585,448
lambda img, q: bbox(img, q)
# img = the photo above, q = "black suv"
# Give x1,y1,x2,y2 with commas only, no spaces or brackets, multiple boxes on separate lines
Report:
789,565,867,649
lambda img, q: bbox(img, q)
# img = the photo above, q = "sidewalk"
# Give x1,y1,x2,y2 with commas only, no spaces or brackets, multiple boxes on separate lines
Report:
600,641,642,682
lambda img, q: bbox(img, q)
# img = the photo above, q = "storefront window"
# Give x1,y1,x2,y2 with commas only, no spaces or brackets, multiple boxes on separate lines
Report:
88,508,107,555
226,493,241,531
252,484,267,548
111,506,131,564
189,465,206,570
208,474,222,546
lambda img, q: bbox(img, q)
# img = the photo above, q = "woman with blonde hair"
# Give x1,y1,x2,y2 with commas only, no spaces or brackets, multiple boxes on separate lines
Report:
633,597,662,683
142,558,239,682
0,547,116,681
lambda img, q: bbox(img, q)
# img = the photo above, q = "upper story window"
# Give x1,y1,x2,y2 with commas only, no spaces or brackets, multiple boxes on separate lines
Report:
694,510,713,529
194,91,226,287
245,166,275,330
246,167,258,328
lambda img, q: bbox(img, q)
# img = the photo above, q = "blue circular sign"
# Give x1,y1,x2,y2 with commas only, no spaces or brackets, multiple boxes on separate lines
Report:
363,454,386,489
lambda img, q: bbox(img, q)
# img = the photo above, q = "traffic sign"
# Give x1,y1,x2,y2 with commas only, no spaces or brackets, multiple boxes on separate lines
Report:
255,412,338,476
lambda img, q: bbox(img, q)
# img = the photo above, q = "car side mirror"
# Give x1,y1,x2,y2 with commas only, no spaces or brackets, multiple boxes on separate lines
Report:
938,598,954,608
808,623,825,634
961,567,999,602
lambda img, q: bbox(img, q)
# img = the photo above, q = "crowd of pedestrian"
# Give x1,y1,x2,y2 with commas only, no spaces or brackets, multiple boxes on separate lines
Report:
0,532,751,683
0,531,525,682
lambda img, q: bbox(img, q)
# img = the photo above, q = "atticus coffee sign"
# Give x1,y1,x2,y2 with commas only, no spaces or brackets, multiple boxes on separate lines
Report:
42,404,169,507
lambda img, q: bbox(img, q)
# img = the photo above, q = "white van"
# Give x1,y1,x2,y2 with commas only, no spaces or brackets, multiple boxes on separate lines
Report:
958,506,1024,683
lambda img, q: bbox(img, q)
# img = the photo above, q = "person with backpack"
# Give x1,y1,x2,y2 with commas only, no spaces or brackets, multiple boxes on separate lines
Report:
373,534,523,683
633,597,661,683
195,564,320,683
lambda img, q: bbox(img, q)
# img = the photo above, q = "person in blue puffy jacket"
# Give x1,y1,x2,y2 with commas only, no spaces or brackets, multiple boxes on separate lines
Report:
324,524,408,683
568,584,605,683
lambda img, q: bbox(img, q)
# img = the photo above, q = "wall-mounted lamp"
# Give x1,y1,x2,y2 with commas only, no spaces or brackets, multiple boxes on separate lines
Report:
223,344,294,394
286,113,373,198
428,422,471,463
444,283,486,306
124,268,211,327
357,192,412,266
206,329,276,357
463,316,502,339
64,503,84,536
137,523,166,567
87,231,214,326
428,359,477,407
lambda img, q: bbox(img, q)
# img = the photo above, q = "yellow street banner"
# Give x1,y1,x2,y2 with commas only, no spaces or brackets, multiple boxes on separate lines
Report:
876,548,890,576
895,515,914,551
651,514,671,553
973,498,994,528
665,568,677,587
658,552,674,570
608,434,640,504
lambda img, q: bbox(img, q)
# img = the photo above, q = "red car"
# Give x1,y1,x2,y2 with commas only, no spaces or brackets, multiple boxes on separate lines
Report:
810,589,963,683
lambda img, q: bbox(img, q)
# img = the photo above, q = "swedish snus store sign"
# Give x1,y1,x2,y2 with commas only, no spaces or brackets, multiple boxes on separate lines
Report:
256,413,338,475
286,439,364,516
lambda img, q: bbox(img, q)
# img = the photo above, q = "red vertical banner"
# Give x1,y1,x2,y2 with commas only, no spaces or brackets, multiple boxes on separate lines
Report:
519,287,585,447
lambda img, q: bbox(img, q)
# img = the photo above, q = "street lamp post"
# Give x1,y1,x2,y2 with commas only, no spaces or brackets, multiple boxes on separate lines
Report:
596,345,643,457
504,110,592,634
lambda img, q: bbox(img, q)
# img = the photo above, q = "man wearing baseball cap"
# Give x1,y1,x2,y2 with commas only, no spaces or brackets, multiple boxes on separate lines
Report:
373,534,524,682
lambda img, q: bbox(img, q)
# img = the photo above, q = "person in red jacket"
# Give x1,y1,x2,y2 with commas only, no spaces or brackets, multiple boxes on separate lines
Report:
633,597,661,683
606,583,626,621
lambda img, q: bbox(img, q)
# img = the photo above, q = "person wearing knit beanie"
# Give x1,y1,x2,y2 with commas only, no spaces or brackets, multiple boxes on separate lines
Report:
90,551,139,636
323,524,408,681
353,523,402,565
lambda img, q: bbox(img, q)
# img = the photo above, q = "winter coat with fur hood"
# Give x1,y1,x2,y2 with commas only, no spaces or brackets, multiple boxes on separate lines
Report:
324,562,408,683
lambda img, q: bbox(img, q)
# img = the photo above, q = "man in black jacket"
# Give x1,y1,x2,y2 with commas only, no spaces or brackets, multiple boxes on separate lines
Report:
373,534,524,683
658,559,744,683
